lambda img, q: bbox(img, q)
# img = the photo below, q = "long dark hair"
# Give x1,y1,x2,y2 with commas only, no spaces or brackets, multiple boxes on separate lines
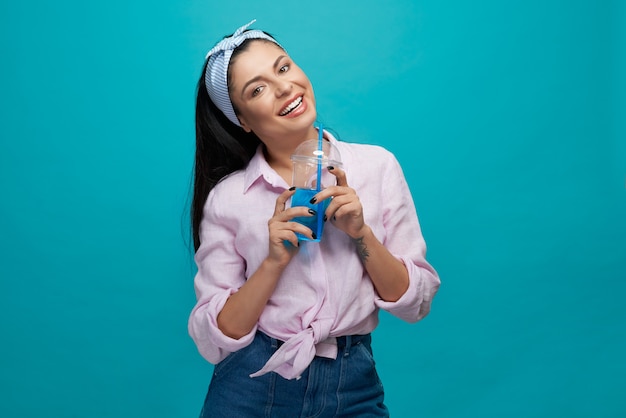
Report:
192,38,272,251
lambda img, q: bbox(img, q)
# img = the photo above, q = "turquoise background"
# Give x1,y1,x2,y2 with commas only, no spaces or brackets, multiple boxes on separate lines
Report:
1,0,624,416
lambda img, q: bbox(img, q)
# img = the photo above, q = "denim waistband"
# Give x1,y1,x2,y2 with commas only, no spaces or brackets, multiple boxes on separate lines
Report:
263,331,371,350
335,334,371,349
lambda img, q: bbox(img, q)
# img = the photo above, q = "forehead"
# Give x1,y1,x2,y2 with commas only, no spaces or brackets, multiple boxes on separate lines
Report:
229,41,287,81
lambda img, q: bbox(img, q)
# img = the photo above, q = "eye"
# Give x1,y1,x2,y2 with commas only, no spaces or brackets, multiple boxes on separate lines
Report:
279,64,290,73
251,86,264,97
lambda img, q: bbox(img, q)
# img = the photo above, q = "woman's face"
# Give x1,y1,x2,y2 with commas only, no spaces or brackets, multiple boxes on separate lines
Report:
228,40,317,145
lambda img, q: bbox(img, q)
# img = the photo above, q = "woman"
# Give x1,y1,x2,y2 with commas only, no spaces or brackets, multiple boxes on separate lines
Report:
189,20,440,417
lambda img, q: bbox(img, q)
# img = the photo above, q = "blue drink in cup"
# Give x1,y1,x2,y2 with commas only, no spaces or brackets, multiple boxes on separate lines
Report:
289,135,342,242
290,188,330,242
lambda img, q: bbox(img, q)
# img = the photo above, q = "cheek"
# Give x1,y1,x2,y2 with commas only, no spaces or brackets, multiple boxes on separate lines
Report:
236,100,274,130
244,101,271,120
298,74,315,99
294,66,312,86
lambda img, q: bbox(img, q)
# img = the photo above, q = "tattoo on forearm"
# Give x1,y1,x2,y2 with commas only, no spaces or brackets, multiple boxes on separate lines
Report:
353,237,370,263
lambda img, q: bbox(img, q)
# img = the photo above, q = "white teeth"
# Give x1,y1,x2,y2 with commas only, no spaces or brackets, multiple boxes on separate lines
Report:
280,97,303,116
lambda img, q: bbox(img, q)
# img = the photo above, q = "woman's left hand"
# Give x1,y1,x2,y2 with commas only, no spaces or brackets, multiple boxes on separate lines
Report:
314,166,412,302
312,166,367,239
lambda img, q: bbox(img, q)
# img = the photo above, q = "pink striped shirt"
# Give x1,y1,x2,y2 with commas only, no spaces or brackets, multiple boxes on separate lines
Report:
188,132,440,380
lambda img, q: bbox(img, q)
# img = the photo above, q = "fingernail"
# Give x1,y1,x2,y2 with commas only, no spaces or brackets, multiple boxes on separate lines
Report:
333,215,337,221
289,186,296,191
323,215,327,222
312,232,317,240
308,209,317,216
328,166,334,171
309,197,317,204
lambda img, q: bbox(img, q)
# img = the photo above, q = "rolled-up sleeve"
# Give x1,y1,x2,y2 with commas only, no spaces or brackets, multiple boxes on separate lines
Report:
374,153,440,322
188,190,258,364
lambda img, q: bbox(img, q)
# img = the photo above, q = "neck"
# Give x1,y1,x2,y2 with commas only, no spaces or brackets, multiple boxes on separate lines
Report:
264,125,319,164
263,124,319,183
263,146,292,171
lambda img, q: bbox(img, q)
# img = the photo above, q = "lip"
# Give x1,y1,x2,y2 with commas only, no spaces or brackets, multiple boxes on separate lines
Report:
278,94,305,117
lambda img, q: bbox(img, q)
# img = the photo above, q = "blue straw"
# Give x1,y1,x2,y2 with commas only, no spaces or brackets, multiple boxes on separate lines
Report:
315,123,324,240
316,123,323,192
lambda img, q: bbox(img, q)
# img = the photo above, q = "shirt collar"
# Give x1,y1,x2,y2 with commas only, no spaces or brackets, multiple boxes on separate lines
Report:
243,145,275,193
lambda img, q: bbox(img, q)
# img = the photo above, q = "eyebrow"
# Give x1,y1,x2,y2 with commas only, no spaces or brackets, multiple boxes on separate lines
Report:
240,55,287,98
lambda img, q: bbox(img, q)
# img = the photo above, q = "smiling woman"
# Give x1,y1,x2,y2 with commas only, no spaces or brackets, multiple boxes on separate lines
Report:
227,40,318,171
188,20,440,417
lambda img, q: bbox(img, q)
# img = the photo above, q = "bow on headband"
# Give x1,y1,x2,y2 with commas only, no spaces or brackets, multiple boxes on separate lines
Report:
204,19,281,126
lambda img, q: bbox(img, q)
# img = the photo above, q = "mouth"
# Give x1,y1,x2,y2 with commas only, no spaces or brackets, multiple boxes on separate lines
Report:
279,96,303,116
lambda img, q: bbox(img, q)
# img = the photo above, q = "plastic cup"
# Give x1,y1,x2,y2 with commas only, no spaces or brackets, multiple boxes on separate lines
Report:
290,138,342,242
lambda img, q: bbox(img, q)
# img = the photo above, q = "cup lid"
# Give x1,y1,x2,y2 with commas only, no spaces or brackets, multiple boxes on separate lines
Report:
290,138,342,167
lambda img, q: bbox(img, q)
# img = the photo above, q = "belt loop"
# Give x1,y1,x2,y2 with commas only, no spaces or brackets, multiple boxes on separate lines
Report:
270,336,278,349
343,335,352,356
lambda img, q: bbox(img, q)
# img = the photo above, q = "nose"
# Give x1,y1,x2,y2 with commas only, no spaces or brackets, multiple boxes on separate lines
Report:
275,79,292,97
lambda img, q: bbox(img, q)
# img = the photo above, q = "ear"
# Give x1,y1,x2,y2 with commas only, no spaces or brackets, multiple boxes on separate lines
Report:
238,116,252,133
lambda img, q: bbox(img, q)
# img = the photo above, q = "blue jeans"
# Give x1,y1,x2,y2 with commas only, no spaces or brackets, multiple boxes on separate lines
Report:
199,331,389,417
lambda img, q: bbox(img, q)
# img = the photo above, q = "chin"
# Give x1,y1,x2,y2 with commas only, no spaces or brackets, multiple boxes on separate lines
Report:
282,111,316,131
302,111,317,127
302,102,318,125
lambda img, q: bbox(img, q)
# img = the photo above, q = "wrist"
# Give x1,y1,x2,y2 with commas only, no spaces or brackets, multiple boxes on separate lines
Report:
350,225,374,263
349,224,372,241
261,256,290,275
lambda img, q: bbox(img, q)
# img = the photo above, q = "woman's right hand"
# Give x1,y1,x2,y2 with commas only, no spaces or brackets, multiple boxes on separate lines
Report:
267,187,315,267
216,188,314,340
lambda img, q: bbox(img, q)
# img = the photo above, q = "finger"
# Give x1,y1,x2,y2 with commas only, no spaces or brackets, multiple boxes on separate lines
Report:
269,208,316,236
325,194,361,222
307,185,346,207
274,230,299,249
323,190,354,211
273,206,316,222
274,187,297,216
314,184,353,201
286,222,316,241
328,166,348,187
271,222,313,244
